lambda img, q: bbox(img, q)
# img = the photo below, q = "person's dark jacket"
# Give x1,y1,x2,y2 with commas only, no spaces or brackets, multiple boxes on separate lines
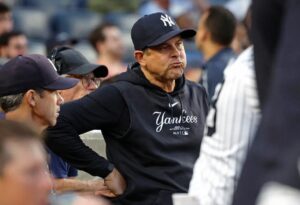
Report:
232,0,300,205
46,63,209,205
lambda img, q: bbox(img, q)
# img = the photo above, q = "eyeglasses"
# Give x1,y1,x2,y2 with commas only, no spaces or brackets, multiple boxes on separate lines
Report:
81,73,101,89
67,74,101,89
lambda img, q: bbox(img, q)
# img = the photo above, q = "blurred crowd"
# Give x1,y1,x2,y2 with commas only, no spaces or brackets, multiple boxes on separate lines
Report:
0,0,250,80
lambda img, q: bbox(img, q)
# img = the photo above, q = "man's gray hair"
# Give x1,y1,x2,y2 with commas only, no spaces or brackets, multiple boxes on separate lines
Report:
0,93,25,112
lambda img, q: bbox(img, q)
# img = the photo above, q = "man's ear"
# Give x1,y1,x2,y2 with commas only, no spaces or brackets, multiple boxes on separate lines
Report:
134,50,146,67
24,90,36,107
203,26,213,42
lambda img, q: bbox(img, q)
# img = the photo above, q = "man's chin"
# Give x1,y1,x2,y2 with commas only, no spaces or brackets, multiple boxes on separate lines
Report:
168,69,184,80
50,120,57,127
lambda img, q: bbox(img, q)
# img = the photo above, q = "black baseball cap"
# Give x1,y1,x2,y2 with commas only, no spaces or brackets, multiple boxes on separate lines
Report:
49,46,108,78
0,54,79,97
131,12,196,50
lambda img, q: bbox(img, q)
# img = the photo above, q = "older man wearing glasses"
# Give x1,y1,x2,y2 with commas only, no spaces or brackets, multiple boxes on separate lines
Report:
47,46,111,196
49,46,108,101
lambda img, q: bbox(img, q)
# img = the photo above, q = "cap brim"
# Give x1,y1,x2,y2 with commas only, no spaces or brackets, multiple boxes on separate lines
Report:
43,77,79,90
148,29,196,48
67,64,108,78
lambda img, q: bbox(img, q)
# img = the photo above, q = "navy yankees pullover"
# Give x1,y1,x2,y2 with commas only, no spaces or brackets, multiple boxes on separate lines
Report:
46,63,209,205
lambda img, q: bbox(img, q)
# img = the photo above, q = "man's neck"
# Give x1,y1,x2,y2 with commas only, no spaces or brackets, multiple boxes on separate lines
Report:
202,42,226,62
5,108,46,134
97,53,121,65
141,67,175,93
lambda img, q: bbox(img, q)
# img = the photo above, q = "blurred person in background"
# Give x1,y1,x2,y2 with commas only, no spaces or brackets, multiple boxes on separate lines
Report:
48,46,112,196
232,0,300,204
189,46,260,205
89,23,126,80
0,31,28,64
188,9,262,205
195,6,236,100
0,2,12,36
0,120,52,205
49,46,108,102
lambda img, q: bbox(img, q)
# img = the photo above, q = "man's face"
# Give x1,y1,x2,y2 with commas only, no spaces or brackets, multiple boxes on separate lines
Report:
0,12,13,35
0,140,52,205
140,36,187,82
60,73,99,102
33,90,64,127
102,26,125,58
195,11,209,50
6,35,28,58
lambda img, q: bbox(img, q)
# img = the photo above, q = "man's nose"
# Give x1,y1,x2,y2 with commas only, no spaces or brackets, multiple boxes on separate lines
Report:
171,45,181,57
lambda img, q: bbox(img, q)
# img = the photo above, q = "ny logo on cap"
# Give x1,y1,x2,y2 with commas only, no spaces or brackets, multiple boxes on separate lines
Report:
160,14,175,27
47,58,57,72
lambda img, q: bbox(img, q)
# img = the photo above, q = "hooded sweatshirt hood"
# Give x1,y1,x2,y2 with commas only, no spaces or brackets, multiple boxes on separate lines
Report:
115,62,185,94
114,62,186,117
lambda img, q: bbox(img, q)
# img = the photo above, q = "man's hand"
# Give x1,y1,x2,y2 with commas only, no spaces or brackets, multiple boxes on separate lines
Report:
86,179,116,198
104,168,127,196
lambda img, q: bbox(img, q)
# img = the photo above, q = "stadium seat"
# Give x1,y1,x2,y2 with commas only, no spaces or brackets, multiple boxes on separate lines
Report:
104,12,140,33
73,40,97,63
51,10,103,40
13,7,51,40
19,0,87,12
27,39,47,55
3,0,21,7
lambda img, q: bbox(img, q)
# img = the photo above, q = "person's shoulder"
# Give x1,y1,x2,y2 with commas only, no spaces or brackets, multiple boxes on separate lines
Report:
108,70,142,91
90,83,123,99
215,48,236,65
224,46,254,80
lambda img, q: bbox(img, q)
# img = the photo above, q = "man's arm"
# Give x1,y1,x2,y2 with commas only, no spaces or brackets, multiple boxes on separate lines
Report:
54,178,115,197
46,85,129,194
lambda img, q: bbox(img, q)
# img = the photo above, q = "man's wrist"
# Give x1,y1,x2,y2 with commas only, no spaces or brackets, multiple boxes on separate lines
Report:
104,163,114,178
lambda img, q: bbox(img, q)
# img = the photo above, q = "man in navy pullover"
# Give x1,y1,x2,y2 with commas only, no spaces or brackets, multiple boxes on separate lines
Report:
46,12,209,205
